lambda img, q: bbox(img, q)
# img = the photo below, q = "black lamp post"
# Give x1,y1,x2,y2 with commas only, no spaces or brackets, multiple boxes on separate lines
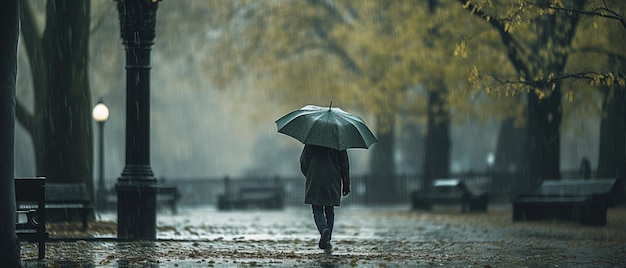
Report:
114,0,161,240
92,99,110,210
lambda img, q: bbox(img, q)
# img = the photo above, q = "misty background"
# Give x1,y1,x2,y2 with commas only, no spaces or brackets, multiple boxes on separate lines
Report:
13,1,600,186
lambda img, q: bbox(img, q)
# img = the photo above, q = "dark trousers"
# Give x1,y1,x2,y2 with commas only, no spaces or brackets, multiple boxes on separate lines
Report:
311,205,334,240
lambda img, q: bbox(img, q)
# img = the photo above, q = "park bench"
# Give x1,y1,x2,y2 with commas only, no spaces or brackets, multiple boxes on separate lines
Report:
15,177,48,260
45,183,93,230
512,178,623,226
411,178,489,212
156,185,181,214
218,186,285,210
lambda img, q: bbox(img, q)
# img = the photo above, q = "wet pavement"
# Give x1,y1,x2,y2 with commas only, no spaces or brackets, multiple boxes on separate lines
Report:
21,204,626,267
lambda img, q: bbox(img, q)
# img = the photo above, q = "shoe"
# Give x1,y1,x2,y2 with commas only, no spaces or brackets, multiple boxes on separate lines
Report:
324,242,333,254
319,228,330,249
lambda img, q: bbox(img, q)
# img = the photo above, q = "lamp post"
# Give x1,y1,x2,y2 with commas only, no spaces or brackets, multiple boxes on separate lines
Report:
92,99,110,210
486,152,495,180
114,0,161,240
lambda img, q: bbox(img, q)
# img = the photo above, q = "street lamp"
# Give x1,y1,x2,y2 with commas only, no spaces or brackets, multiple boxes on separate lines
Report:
92,99,110,210
486,152,495,181
114,0,161,240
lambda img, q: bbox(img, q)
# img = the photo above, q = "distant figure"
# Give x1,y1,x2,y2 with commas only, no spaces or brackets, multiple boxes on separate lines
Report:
579,157,591,180
300,145,350,253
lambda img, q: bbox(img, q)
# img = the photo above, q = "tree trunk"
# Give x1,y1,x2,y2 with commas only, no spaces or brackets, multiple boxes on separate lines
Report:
0,0,21,265
18,0,93,197
493,118,527,195
368,113,397,203
423,89,450,191
41,0,93,188
597,86,626,179
494,118,527,174
525,86,562,189
421,0,450,191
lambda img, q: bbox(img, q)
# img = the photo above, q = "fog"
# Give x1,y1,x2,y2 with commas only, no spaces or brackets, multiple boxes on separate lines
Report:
14,1,600,183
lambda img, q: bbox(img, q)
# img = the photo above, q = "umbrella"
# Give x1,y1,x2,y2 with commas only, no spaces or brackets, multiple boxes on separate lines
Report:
275,104,378,151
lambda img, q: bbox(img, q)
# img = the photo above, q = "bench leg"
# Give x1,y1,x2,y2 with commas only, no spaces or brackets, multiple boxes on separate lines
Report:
82,209,89,231
411,197,432,210
578,204,607,226
171,201,178,214
512,203,527,221
461,201,468,213
38,240,45,259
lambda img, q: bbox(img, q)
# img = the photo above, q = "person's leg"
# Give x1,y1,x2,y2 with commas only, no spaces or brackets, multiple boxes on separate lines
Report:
323,206,335,253
311,205,327,234
312,205,331,250
324,206,335,240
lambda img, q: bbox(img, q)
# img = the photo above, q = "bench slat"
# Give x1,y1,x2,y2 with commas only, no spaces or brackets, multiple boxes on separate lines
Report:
515,196,587,203
538,179,617,196
512,178,620,226
46,183,91,202
218,185,284,210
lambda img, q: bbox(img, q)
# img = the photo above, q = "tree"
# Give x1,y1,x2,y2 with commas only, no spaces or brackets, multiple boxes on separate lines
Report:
457,0,625,190
421,0,452,188
579,3,626,179
17,0,93,196
529,2,626,180
597,83,625,179
0,0,21,265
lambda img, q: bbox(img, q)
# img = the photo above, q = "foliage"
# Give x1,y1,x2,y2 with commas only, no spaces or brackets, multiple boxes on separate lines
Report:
208,0,510,130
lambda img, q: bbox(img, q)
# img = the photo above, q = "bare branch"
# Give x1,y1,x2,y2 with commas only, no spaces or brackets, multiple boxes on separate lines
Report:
457,0,532,77
531,1,626,29
487,71,626,89
17,0,44,132
19,0,42,71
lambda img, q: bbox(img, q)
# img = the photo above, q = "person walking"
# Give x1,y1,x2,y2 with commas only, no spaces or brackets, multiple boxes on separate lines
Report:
300,144,350,253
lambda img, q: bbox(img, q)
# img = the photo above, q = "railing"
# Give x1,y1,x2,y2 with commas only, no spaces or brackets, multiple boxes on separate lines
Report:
101,170,592,207
143,175,436,206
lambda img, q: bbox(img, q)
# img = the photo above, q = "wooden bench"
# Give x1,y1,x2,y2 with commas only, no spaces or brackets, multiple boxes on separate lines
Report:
15,177,48,260
512,178,623,226
411,178,489,212
217,186,285,210
45,183,93,230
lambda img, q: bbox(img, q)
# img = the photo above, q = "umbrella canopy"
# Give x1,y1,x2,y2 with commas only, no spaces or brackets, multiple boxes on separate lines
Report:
275,104,378,151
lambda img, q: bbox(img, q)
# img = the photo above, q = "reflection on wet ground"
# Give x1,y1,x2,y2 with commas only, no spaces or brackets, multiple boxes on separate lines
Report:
21,204,626,267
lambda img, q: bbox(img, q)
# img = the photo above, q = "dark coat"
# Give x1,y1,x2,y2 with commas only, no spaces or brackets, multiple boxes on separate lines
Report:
300,145,350,206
